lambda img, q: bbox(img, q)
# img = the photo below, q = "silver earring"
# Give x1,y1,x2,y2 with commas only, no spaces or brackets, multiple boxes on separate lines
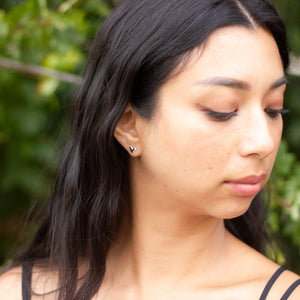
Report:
129,145,136,153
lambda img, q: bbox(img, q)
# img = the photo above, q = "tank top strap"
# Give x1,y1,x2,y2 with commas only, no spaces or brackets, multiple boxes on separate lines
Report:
280,279,300,300
22,263,33,300
259,266,286,300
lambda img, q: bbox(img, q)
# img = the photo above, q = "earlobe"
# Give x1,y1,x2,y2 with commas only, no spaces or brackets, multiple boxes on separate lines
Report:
114,105,141,156
129,145,137,153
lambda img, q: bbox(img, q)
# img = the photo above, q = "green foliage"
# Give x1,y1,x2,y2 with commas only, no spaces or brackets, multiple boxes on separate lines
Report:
270,0,300,160
0,0,110,265
284,75,300,157
0,0,299,275
271,0,300,56
267,141,300,272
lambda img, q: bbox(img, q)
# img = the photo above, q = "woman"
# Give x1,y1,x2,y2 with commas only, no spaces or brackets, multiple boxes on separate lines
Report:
0,0,299,299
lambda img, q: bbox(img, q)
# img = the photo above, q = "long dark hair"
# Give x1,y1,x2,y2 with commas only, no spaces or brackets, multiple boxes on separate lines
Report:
12,0,289,299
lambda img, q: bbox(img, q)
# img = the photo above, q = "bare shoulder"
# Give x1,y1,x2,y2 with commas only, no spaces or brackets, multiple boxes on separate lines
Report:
227,233,300,299
244,248,300,299
0,264,61,300
271,268,300,300
0,266,23,300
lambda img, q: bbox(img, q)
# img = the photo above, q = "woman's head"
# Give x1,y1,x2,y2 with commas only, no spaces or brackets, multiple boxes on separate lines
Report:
119,26,286,222
17,1,289,299
70,0,288,239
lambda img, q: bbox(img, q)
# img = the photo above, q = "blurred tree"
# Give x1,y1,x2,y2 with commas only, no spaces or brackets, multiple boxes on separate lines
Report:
0,0,299,274
0,0,27,11
270,0,300,158
267,141,300,272
0,0,111,264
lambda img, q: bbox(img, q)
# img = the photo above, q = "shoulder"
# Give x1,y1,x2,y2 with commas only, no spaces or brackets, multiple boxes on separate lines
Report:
227,234,300,299
253,259,300,299
0,263,60,300
0,266,23,300
269,268,300,300
250,252,300,298
249,259,300,299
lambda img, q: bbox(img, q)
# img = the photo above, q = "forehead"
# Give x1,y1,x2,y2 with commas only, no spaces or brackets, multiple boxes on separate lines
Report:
172,26,284,87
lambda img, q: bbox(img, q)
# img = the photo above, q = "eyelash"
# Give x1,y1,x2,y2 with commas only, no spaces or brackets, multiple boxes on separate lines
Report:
265,108,290,119
206,110,237,121
206,108,290,122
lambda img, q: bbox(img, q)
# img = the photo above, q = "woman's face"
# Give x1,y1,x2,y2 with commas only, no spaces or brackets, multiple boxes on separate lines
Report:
135,26,286,219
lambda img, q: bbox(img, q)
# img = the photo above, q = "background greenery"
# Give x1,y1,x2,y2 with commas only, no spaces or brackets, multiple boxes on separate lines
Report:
0,0,299,272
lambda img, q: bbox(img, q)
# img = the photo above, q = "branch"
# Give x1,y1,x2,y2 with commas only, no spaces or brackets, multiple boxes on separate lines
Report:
0,56,82,84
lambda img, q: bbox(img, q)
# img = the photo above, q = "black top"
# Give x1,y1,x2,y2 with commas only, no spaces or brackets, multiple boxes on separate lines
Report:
21,264,300,300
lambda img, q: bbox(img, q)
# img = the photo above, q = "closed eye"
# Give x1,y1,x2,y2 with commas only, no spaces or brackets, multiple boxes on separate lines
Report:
265,108,290,119
206,110,238,121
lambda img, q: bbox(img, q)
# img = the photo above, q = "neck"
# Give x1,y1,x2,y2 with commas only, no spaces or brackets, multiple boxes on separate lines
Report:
108,211,230,288
132,215,227,279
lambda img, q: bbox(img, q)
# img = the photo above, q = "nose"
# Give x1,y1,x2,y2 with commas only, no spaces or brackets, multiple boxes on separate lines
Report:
238,110,280,159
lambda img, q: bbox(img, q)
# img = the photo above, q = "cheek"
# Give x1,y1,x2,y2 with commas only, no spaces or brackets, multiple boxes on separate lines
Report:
145,110,232,179
269,118,283,147
276,120,283,143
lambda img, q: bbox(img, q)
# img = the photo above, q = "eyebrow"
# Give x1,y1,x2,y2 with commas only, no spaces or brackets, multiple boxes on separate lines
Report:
270,76,289,89
194,75,288,91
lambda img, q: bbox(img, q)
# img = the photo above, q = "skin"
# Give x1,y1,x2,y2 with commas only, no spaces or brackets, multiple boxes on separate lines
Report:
0,26,299,300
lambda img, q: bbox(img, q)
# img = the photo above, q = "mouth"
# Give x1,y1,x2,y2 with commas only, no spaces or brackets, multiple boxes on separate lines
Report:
224,174,266,196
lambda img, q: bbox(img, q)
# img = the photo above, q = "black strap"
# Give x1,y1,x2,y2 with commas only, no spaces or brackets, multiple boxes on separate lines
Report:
22,263,33,300
280,279,300,300
259,266,286,300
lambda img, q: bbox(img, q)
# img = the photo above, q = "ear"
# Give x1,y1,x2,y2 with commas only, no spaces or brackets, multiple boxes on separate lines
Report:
114,104,141,156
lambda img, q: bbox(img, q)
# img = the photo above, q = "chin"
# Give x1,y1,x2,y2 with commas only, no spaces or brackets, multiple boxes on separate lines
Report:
218,200,253,220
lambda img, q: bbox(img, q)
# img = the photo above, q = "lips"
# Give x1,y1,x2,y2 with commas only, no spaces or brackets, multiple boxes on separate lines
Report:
224,174,266,196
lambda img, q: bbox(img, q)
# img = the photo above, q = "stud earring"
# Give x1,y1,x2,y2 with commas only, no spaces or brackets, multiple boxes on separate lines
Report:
129,145,136,153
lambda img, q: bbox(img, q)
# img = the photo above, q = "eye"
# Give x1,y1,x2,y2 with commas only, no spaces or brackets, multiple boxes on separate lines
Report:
265,108,290,120
206,109,238,122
